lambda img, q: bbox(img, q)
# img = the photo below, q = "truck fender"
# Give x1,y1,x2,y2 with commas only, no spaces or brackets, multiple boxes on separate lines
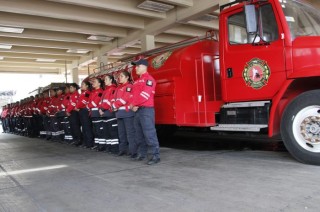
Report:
268,79,294,137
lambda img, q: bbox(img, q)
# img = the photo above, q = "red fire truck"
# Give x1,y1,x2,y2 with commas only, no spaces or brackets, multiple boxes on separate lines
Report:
86,0,320,165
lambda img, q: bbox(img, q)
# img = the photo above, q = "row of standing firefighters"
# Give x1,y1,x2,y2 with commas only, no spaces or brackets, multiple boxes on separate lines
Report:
0,59,161,165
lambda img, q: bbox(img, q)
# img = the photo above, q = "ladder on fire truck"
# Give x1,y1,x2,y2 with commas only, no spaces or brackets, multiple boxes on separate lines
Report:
120,30,219,63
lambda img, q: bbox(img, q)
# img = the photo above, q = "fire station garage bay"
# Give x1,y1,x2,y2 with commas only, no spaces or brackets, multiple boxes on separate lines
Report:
1,0,320,211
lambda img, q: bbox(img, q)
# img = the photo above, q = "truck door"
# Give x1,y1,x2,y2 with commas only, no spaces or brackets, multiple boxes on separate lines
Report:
220,3,286,102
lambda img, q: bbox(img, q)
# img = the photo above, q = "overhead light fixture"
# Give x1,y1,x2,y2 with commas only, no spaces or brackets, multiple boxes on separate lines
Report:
87,35,113,42
137,0,174,13
67,49,90,54
36,58,57,62
0,26,24,34
0,44,12,49
0,56,4,60
198,14,219,21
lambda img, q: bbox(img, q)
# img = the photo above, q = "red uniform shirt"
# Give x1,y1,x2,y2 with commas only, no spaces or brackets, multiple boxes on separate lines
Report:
131,72,156,107
113,82,133,110
76,90,90,109
99,84,117,111
60,94,70,111
47,96,61,116
87,88,103,109
40,97,50,115
67,91,79,113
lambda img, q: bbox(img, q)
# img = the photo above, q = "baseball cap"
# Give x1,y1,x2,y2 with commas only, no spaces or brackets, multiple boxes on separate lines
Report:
131,59,148,66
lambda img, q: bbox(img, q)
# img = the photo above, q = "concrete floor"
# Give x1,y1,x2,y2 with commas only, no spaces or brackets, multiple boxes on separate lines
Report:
0,133,320,212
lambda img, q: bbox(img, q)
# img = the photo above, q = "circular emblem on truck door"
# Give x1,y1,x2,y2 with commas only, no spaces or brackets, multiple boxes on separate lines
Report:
152,51,172,69
242,58,271,89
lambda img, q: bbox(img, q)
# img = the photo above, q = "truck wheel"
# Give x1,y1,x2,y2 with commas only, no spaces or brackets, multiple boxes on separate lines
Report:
281,90,320,165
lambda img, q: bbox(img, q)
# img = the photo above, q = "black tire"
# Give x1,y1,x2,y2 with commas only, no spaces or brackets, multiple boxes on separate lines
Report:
281,89,320,165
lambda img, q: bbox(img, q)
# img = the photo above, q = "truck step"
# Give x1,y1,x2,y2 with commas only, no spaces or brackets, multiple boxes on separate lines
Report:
222,101,270,108
210,124,268,132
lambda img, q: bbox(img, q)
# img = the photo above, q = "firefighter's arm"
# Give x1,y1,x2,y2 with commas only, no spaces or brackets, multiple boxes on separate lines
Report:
132,81,154,106
113,87,132,109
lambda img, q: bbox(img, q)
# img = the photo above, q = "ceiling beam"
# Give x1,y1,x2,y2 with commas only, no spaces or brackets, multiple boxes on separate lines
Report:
47,0,166,19
0,67,60,74
187,19,219,29
0,0,144,29
0,37,99,51
0,46,88,56
1,58,72,64
165,25,208,37
0,62,65,68
0,29,110,45
0,52,80,61
155,33,192,43
0,12,127,37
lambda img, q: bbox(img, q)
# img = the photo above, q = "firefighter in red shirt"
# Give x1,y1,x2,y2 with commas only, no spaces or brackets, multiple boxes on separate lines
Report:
47,88,62,141
59,86,73,143
75,81,93,148
87,77,104,150
113,70,136,157
131,59,160,165
99,74,119,154
66,83,82,145
40,91,50,138
32,94,42,137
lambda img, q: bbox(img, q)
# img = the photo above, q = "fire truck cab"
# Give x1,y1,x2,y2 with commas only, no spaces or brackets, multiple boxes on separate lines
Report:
217,0,320,164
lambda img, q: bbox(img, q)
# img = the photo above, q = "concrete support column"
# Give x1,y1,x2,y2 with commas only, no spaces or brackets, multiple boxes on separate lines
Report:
71,67,79,84
141,35,155,52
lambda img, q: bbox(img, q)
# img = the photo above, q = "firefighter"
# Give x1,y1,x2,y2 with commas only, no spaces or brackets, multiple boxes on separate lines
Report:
1,105,7,133
131,59,160,165
25,96,35,137
75,81,93,148
112,70,136,157
87,77,104,151
47,88,60,141
59,86,73,143
34,94,44,137
99,74,119,154
40,91,50,139
66,83,82,145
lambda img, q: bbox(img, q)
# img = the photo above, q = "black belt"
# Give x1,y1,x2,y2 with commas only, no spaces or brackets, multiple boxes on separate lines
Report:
139,106,154,109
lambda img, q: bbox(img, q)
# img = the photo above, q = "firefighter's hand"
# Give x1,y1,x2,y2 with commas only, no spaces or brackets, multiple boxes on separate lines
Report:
132,106,139,112
99,109,104,116
66,112,71,116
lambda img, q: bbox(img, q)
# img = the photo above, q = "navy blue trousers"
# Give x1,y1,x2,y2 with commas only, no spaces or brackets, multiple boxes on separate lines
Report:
117,116,136,155
79,108,94,147
134,107,160,159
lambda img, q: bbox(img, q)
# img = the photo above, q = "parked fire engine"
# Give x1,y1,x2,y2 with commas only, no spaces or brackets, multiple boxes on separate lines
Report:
86,0,320,165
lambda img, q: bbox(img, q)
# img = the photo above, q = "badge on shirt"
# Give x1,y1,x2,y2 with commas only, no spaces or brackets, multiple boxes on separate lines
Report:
85,93,90,98
126,87,132,92
98,93,102,97
146,80,153,87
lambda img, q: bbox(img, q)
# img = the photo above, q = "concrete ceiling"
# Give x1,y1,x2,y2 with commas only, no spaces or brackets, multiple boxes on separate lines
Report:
0,0,225,75
0,0,317,76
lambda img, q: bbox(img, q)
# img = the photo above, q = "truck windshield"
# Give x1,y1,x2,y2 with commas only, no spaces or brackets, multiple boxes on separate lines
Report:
280,0,320,40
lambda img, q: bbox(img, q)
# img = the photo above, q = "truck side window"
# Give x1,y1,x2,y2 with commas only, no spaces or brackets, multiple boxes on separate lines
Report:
228,4,279,45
